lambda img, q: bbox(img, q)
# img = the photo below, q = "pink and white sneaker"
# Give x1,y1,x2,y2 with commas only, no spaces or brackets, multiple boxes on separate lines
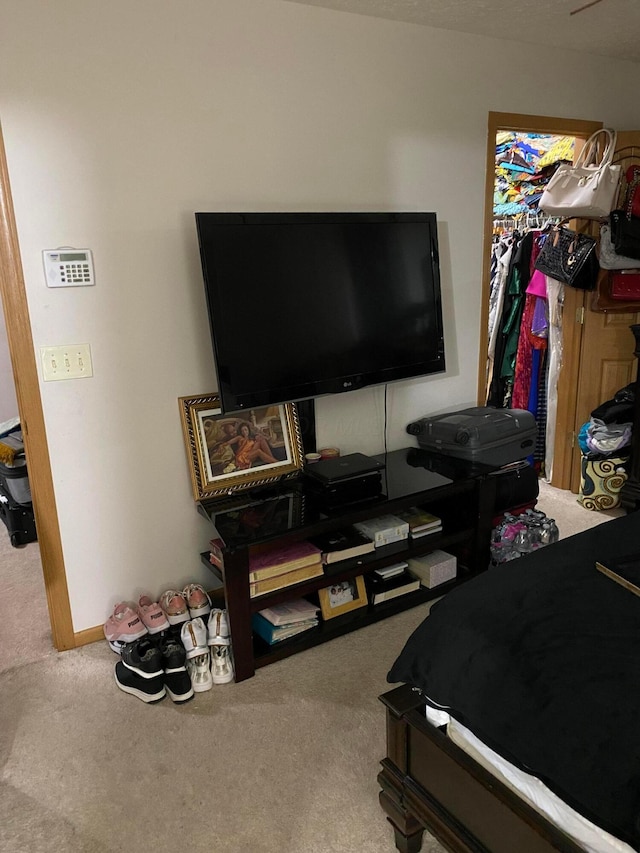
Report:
182,583,212,619
159,589,190,626
104,602,148,646
136,595,170,634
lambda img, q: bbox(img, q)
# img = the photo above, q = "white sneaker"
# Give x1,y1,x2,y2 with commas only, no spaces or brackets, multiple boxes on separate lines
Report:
181,617,208,659
207,608,231,646
186,651,213,692
182,583,212,619
211,644,234,684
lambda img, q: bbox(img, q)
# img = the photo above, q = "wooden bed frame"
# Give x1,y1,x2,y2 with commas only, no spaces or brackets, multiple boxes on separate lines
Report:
378,684,586,853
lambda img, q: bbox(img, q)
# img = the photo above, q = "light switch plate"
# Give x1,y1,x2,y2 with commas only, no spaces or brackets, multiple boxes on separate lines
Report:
41,344,93,381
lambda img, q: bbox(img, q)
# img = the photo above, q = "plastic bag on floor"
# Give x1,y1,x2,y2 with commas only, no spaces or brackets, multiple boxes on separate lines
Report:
490,508,559,565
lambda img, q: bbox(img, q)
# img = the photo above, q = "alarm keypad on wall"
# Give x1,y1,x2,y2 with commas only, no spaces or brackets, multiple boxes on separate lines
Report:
42,249,95,288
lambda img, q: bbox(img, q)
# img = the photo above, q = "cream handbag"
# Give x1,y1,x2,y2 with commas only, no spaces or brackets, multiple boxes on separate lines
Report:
539,129,621,220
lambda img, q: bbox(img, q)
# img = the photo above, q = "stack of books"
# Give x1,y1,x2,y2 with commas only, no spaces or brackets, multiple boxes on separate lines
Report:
353,514,409,556
366,561,420,605
209,538,225,570
395,507,442,538
248,540,324,598
309,525,376,569
252,598,320,644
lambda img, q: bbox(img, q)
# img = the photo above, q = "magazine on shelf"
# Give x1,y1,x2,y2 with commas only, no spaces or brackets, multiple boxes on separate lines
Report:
257,598,321,626
252,612,318,644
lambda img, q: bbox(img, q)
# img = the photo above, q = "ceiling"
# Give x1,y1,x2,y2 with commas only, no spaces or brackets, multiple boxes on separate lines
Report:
284,0,640,64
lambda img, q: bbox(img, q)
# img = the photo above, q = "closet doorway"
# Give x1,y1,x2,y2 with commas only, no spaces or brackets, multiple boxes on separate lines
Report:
478,113,640,492
0,124,74,651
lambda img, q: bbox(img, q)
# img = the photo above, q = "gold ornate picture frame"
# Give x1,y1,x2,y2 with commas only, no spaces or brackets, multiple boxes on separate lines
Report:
178,394,304,500
318,577,368,620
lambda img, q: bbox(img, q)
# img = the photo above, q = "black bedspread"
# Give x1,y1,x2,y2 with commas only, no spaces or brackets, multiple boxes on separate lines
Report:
388,512,640,849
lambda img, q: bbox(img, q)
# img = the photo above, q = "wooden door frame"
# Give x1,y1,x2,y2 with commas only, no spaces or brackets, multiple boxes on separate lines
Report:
478,112,602,489
0,122,74,650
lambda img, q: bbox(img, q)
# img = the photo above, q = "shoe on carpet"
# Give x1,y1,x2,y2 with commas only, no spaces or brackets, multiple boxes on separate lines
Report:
108,639,127,655
114,661,166,703
182,583,212,619
120,636,164,679
136,595,170,634
186,651,213,692
159,589,190,626
181,617,208,659
207,608,230,646
156,632,194,704
165,669,194,704
104,602,148,645
211,644,234,684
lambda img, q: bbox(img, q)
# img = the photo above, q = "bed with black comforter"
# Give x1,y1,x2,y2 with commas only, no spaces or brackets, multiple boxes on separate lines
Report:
383,511,640,852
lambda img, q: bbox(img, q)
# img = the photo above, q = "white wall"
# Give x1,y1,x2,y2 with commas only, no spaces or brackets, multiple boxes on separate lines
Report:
1,0,640,632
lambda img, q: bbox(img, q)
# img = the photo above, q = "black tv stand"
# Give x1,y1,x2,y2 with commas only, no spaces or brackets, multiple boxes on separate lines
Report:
198,447,497,682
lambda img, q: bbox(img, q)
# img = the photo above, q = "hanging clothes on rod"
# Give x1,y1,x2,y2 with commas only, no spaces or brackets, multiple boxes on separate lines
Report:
486,222,561,475
487,132,576,477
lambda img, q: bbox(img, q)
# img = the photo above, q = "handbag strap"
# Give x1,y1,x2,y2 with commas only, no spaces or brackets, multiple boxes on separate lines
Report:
625,174,640,219
574,128,617,170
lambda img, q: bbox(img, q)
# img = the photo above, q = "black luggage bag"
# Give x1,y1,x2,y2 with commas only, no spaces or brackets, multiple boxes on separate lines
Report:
0,459,37,547
407,406,537,467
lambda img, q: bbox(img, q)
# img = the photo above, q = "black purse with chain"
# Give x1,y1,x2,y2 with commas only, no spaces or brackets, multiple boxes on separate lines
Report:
533,225,598,290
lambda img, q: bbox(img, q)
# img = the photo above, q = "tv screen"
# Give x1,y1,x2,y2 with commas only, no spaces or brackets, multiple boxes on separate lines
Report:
195,212,445,412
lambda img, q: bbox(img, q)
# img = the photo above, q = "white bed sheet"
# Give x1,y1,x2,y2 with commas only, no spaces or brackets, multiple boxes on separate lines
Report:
424,705,634,853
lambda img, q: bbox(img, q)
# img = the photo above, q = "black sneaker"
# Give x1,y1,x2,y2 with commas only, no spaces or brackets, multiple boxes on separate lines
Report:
114,661,166,703
120,637,163,679
157,632,194,704
156,631,186,669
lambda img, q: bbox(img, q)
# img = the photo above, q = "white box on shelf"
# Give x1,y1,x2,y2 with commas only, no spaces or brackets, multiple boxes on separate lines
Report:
354,515,409,547
408,550,457,589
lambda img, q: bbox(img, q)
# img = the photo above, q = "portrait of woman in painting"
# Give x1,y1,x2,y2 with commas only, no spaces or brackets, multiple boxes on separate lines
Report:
179,394,304,500
204,412,284,477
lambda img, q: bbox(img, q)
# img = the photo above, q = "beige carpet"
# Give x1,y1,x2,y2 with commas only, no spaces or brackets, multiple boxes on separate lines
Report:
0,483,624,853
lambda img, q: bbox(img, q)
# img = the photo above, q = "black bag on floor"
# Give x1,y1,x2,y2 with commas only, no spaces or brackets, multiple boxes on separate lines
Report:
0,456,37,547
0,483,37,547
490,461,539,515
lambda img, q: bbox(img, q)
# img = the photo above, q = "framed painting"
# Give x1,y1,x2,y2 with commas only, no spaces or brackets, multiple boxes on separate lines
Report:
178,394,304,500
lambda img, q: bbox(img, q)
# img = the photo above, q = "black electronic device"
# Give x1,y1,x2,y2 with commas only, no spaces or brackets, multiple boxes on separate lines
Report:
305,472,385,508
195,212,446,412
304,452,385,485
303,453,385,507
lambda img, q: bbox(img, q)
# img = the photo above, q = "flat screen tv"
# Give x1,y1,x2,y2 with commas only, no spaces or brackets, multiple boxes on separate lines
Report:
195,212,446,412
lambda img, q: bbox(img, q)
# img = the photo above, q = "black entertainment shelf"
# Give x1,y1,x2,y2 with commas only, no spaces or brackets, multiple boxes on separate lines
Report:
197,447,497,682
